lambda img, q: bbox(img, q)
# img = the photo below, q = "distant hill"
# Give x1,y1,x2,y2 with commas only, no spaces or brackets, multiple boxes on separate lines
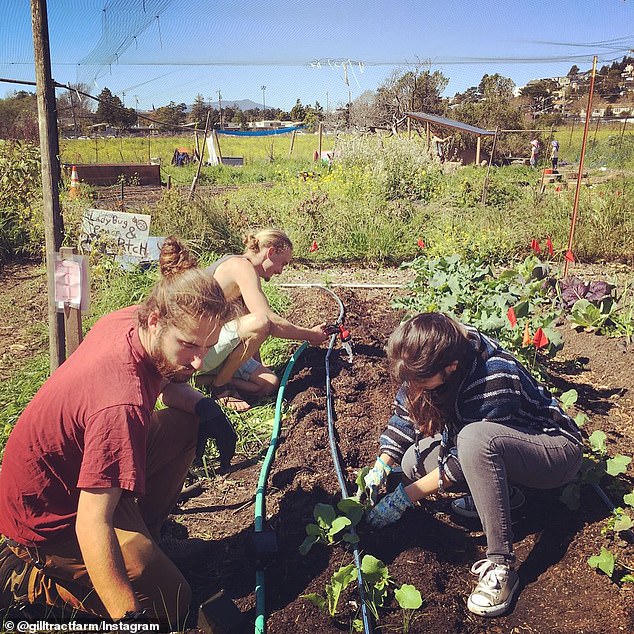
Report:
207,99,267,111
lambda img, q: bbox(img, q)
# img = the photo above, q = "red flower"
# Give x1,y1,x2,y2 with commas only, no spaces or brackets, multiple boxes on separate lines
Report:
564,250,575,262
417,238,425,249
309,240,319,253
507,307,517,328
546,237,554,256
533,327,549,349
530,239,541,254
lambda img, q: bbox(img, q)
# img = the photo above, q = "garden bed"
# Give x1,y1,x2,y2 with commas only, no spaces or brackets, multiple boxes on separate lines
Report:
177,286,634,634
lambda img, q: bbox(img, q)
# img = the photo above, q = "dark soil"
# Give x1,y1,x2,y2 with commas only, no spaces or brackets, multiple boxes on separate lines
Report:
1,263,633,634
177,285,634,634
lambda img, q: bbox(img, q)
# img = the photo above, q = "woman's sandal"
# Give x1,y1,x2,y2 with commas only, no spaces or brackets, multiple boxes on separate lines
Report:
214,387,251,412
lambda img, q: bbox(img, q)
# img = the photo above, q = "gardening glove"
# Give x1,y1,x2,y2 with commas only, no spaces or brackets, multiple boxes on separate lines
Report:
366,483,414,530
194,397,237,472
359,456,392,506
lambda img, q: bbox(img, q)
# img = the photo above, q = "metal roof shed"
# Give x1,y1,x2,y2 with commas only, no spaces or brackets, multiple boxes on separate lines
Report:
405,111,496,164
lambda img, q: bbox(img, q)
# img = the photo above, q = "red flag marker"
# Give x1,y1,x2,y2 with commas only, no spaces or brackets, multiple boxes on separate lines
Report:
507,307,517,328
310,240,319,253
546,237,554,256
530,239,541,254
417,238,425,249
564,250,575,262
533,327,549,349
522,323,531,347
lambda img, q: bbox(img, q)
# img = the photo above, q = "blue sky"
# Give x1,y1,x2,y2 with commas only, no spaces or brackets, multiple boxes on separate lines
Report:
1,0,632,112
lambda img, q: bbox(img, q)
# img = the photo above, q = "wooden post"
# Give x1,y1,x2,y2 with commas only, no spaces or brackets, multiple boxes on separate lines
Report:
481,128,499,205
288,129,296,157
60,247,83,357
214,130,223,161
407,116,411,139
318,122,323,157
475,135,482,165
620,115,629,146
189,111,211,199
564,56,597,277
31,0,65,370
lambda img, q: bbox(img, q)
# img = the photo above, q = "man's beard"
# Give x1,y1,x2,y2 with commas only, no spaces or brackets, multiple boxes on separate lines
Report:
150,331,193,383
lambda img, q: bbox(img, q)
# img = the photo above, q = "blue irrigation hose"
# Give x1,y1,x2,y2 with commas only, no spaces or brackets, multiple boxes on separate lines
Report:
322,287,373,634
254,341,308,634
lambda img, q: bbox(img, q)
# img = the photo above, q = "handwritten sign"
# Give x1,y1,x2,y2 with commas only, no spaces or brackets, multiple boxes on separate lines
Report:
80,208,151,258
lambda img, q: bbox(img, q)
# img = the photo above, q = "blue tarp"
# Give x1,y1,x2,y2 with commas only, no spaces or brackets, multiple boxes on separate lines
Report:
215,125,304,137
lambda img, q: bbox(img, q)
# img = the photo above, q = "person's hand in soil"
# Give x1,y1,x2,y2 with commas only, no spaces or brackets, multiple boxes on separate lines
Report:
366,483,414,529
359,455,394,505
194,397,238,471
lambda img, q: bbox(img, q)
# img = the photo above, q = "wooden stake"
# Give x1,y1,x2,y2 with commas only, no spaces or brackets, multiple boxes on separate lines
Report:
475,135,482,165
318,122,323,157
481,127,499,204
60,247,83,357
288,129,296,157
564,55,597,277
189,111,211,199
214,130,223,162
31,0,65,370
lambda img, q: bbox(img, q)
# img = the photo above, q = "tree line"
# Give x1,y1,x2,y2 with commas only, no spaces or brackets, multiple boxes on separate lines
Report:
1,56,632,145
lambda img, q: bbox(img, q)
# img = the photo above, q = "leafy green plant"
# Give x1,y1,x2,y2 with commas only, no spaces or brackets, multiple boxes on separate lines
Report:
569,299,615,332
302,554,424,629
558,388,588,428
393,254,564,374
394,583,423,634
299,498,363,555
360,555,392,620
588,546,634,584
601,507,634,536
302,562,357,617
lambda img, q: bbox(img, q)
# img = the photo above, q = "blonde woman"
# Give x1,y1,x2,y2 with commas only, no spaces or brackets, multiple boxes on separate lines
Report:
197,228,328,412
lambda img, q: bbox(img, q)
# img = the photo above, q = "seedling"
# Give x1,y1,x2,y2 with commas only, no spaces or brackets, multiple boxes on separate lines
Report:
299,498,363,555
588,547,634,585
394,583,423,634
302,562,357,617
302,554,425,629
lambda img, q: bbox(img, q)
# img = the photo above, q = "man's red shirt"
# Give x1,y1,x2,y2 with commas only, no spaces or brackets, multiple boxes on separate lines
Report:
0,306,163,545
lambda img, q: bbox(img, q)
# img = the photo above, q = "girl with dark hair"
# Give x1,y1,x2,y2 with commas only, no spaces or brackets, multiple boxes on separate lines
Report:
362,313,583,617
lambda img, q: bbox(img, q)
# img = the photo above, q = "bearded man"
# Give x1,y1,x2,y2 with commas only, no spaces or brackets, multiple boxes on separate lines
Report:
0,237,235,629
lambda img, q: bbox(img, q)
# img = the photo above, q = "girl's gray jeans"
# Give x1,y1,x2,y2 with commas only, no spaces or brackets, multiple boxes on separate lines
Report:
401,421,583,565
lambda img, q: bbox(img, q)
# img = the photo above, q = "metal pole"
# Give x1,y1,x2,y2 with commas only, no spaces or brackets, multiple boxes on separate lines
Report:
564,55,597,277
31,0,65,370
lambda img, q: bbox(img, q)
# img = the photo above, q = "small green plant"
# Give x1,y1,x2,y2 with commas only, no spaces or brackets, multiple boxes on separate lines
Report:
588,546,634,584
569,298,616,332
303,554,425,628
299,498,363,555
302,562,357,617
558,388,589,428
394,583,423,634
360,555,392,620
601,507,634,536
